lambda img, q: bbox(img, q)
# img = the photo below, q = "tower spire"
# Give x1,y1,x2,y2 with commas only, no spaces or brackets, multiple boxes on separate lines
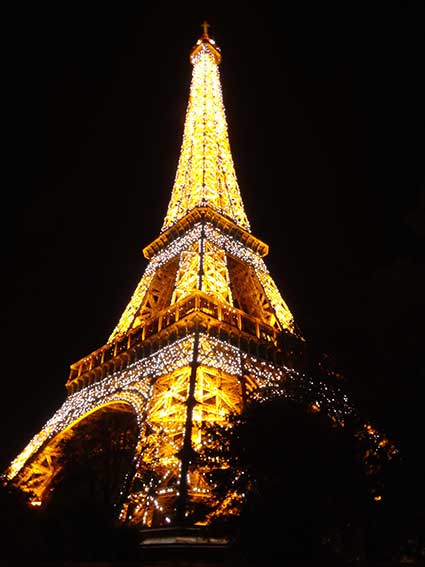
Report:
162,21,247,232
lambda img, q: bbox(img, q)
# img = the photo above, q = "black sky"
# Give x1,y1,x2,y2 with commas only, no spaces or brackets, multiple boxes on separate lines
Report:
2,4,424,482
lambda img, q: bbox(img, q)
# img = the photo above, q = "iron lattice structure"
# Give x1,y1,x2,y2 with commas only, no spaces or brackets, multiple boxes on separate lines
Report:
4,26,355,532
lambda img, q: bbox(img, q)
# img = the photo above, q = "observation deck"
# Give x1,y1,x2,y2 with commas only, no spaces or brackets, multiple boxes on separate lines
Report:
67,290,291,394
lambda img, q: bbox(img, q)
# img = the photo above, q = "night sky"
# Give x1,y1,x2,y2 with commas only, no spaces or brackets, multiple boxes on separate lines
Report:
2,4,424,490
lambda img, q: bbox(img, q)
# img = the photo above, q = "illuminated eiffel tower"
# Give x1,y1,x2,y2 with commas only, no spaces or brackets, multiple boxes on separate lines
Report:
4,23,308,539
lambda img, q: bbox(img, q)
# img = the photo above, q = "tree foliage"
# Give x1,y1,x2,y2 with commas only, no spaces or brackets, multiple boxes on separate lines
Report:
198,390,423,564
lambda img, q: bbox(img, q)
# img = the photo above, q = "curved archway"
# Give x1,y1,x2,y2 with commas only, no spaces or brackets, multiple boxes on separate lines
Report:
50,402,138,510
13,401,139,509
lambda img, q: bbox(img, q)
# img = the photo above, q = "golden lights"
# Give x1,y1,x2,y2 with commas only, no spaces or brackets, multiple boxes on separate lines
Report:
3,26,394,532
162,44,250,232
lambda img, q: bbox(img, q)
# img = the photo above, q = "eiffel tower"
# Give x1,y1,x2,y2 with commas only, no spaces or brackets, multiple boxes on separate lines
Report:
4,22,310,541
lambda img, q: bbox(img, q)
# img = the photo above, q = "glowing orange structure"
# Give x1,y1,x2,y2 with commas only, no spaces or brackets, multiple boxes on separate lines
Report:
4,24,311,537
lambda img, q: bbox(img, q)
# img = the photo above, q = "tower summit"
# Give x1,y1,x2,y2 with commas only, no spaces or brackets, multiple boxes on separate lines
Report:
4,24,301,541
160,19,249,233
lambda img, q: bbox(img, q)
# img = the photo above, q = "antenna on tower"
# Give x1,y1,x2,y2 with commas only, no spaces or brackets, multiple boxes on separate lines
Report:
201,20,210,38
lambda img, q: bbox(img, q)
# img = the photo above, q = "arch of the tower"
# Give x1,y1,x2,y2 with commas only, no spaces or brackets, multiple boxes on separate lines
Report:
9,399,142,508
